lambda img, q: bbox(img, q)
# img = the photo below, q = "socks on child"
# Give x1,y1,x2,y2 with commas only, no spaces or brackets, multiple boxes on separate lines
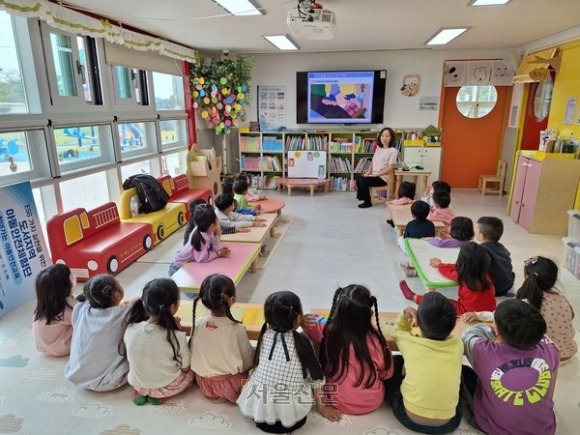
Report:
399,280,417,301
399,261,417,277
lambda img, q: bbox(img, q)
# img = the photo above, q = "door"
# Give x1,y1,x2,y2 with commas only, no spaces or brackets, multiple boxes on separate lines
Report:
509,156,529,222
518,159,541,230
440,86,511,188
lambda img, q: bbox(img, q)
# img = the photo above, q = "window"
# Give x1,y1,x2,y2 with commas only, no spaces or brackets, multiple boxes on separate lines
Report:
0,11,40,114
0,129,51,187
161,150,188,177
120,160,153,182
160,119,188,150
113,66,149,106
60,172,110,212
53,124,115,173
117,121,157,158
153,72,185,110
456,85,498,119
44,26,103,108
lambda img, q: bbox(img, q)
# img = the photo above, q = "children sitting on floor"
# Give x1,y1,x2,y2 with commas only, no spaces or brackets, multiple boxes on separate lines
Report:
190,274,254,403
304,284,393,415
184,199,248,244
386,181,416,227
233,179,261,216
121,278,193,405
422,180,451,207
461,299,559,434
476,216,515,296
397,200,435,255
236,172,266,201
65,274,135,391
168,204,231,276
428,216,474,248
32,264,77,357
427,190,455,239
214,194,266,229
386,292,463,434
400,242,496,315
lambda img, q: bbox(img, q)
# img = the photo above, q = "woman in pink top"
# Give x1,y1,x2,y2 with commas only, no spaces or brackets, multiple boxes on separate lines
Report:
306,285,394,414
32,264,77,357
355,127,399,208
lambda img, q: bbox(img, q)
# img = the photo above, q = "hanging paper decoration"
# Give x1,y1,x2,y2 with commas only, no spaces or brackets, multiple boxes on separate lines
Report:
190,54,254,135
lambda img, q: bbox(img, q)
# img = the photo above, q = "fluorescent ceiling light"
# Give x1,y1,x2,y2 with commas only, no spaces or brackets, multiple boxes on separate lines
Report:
468,0,511,6
263,35,299,51
425,27,470,46
213,0,262,16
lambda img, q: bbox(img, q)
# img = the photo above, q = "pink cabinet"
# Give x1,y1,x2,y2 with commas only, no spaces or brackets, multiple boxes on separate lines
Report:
510,157,541,229
509,154,580,235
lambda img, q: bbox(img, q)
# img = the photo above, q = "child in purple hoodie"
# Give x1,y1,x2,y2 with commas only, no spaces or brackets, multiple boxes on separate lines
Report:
428,216,474,248
461,299,559,435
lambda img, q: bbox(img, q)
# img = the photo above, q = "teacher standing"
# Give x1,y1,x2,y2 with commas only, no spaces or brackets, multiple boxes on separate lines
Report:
356,127,399,208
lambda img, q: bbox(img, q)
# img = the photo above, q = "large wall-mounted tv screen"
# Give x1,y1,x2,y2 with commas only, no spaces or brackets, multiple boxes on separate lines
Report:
297,70,387,124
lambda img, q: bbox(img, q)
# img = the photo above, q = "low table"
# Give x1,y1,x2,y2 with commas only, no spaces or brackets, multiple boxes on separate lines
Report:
256,198,285,216
277,177,332,196
220,213,278,245
405,238,460,291
171,242,261,293
177,302,264,340
394,168,432,197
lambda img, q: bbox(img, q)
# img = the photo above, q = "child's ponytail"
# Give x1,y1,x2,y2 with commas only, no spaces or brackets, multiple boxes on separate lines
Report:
516,256,558,311
191,205,217,252
189,295,201,349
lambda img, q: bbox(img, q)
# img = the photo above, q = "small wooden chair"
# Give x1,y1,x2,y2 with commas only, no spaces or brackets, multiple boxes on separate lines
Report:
370,186,389,204
478,160,507,195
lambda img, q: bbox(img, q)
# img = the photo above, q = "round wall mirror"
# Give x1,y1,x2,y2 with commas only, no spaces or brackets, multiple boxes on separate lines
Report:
532,76,553,121
456,85,498,119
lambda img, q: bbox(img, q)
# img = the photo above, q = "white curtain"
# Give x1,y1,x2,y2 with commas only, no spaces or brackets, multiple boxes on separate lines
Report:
0,0,197,63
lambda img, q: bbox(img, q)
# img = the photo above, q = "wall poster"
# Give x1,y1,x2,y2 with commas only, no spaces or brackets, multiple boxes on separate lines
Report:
258,85,286,132
0,181,49,316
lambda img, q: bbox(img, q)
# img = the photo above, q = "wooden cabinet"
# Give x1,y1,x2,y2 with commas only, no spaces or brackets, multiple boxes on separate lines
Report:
510,153,580,235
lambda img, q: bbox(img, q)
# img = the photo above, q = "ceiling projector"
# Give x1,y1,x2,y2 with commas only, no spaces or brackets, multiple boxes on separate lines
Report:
287,5,337,40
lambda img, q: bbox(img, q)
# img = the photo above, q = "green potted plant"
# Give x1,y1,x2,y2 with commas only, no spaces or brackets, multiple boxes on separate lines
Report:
422,125,443,144
189,54,254,135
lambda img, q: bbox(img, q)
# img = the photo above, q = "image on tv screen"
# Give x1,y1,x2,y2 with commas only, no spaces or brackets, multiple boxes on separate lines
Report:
307,71,375,124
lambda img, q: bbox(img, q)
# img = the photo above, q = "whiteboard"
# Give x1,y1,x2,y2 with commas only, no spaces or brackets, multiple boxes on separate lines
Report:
287,151,327,178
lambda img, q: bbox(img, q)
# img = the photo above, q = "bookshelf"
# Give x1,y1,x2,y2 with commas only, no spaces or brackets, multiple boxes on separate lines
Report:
239,132,284,189
239,129,422,191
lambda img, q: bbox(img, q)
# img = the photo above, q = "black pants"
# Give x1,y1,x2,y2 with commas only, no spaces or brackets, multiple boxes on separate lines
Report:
356,175,387,202
255,416,307,433
385,355,462,434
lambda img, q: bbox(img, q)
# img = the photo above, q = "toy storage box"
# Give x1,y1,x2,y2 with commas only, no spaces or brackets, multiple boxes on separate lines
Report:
567,210,580,244
562,237,580,279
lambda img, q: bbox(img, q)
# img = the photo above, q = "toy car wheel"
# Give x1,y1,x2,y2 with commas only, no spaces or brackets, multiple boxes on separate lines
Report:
157,225,165,240
177,211,186,226
143,234,153,251
107,256,119,274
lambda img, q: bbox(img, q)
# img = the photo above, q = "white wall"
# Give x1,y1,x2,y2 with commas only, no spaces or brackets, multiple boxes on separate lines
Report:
247,48,508,130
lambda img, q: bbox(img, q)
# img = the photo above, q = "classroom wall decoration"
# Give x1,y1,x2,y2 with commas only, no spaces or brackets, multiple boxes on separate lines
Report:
400,75,420,97
444,60,514,87
189,54,254,134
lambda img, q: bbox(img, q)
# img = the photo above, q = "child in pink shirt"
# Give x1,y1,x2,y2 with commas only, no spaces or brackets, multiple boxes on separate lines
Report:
427,190,455,239
168,205,230,276
305,285,394,415
386,181,416,206
32,264,77,357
